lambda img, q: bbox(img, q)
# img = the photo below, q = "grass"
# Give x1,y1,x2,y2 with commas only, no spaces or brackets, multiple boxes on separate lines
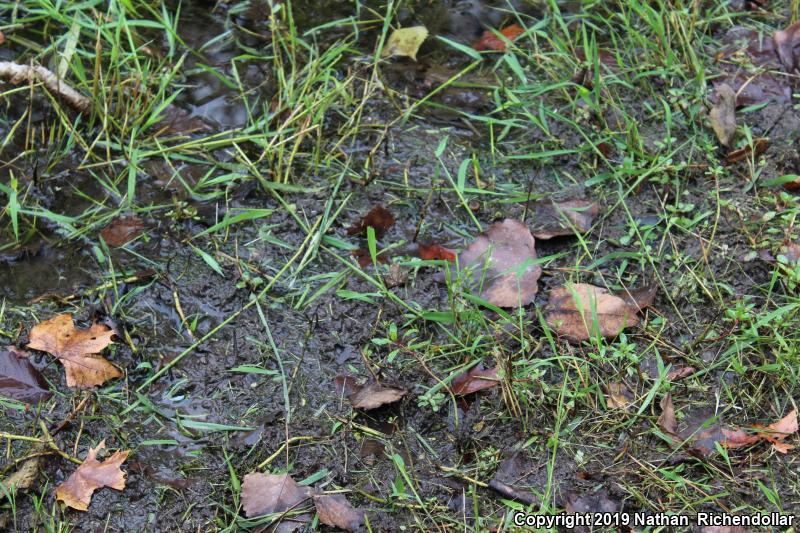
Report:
1,0,800,530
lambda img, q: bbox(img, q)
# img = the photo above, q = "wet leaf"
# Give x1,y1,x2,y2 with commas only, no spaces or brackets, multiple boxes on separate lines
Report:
709,83,736,147
472,24,525,52
459,219,542,308
658,393,678,436
773,21,800,72
755,409,798,453
241,473,309,519
348,382,407,410
334,374,360,397
347,205,395,238
313,493,364,531
725,138,769,164
100,216,144,247
382,26,428,61
615,283,658,313
451,364,499,396
666,365,696,381
544,283,638,342
529,200,598,240
417,243,456,262
0,453,41,499
604,382,632,409
27,314,121,388
0,347,51,403
55,440,130,511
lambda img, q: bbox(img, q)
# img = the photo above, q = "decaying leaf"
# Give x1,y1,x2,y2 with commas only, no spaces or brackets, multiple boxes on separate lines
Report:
55,440,130,511
347,205,395,238
382,26,428,61
544,283,639,342
459,219,542,308
755,409,798,453
27,314,121,388
0,347,51,403
417,243,456,262
348,382,407,410
725,138,769,164
0,452,41,499
658,393,678,436
313,494,365,531
666,365,696,381
615,284,658,313
100,216,144,247
472,24,525,52
529,200,599,240
241,473,309,519
604,382,632,409
773,21,800,72
709,83,737,147
451,364,499,396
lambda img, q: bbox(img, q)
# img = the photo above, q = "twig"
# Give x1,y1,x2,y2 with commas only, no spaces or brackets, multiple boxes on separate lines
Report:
0,61,91,111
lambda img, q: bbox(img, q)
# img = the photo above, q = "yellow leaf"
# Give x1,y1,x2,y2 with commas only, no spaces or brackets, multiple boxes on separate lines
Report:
381,26,428,61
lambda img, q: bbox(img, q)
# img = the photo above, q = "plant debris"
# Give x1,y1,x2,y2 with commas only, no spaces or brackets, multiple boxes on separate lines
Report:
544,283,639,342
382,26,428,61
529,200,599,240
709,83,737,147
313,493,365,531
55,440,130,511
241,473,309,519
451,364,499,396
347,205,395,238
100,216,144,247
472,24,525,52
0,347,51,403
347,381,407,410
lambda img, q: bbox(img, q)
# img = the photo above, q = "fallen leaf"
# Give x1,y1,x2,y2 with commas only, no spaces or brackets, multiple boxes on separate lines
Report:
382,26,429,61
459,219,542,308
334,375,360,397
417,243,456,262
27,314,121,388
615,284,658,313
658,393,678,436
0,347,51,403
100,216,144,247
544,283,638,342
755,409,798,453
0,453,41,499
241,473,309,519
348,382,407,410
529,200,599,240
472,24,525,52
347,205,395,238
666,365,696,381
709,83,737,147
55,440,130,511
352,248,390,268
773,21,800,72
604,382,632,409
313,494,365,531
451,364,499,396
725,138,769,164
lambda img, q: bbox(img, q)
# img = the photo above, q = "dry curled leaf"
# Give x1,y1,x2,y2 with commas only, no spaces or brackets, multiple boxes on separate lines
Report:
472,24,524,52
55,440,130,511
529,200,599,240
451,364,499,396
459,219,541,308
382,26,428,61
348,382,407,410
241,473,309,519
27,314,121,388
347,205,395,238
709,83,737,147
544,283,638,342
313,494,365,531
0,347,51,403
100,216,144,247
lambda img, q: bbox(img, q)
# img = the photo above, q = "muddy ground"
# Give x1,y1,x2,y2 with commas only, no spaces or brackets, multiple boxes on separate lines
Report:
1,0,800,531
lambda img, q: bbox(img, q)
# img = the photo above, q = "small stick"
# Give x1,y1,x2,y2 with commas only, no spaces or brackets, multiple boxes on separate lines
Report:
0,61,91,111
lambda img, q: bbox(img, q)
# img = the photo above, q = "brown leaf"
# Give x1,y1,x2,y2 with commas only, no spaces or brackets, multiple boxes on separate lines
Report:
529,200,599,240
313,494,364,531
0,452,41,499
756,409,798,453
241,473,309,518
0,347,51,403
773,21,800,72
658,393,678,436
27,314,121,388
451,364,499,396
472,24,525,52
459,219,541,308
348,382,406,410
544,283,638,342
724,138,769,165
347,205,395,238
417,243,456,262
100,216,144,247
55,440,130,511
666,365,695,381
604,382,632,409
709,83,737,147
615,284,658,313
334,375,360,397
